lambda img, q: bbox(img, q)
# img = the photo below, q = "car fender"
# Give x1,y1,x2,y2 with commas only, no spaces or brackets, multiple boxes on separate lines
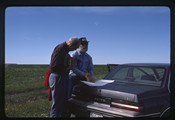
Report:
160,107,170,117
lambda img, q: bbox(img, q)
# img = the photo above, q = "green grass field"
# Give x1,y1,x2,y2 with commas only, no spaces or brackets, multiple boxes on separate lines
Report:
5,64,108,117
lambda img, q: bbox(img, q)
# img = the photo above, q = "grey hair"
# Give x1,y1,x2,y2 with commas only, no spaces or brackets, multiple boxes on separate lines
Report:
67,37,80,46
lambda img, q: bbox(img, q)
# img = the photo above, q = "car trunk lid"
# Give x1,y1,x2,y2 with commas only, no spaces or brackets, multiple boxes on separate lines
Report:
73,79,161,103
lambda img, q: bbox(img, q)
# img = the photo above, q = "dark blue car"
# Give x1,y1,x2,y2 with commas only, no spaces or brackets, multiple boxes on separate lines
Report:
68,63,170,117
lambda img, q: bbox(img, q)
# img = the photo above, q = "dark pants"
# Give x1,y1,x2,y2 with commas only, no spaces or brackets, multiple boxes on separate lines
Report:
49,73,69,117
66,75,87,117
69,75,86,98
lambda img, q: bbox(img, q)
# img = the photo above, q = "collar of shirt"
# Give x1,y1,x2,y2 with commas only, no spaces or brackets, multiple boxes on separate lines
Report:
77,49,87,56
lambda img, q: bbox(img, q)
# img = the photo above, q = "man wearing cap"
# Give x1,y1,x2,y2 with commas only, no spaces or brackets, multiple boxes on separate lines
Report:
49,37,80,117
69,37,94,97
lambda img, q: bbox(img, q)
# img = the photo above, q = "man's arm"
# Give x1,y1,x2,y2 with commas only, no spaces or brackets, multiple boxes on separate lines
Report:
87,56,94,79
70,68,85,77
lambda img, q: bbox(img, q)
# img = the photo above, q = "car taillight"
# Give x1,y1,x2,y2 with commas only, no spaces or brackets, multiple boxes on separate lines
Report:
111,98,143,112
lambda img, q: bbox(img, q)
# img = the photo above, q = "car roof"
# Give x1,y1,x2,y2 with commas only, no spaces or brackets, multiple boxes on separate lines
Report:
120,63,170,67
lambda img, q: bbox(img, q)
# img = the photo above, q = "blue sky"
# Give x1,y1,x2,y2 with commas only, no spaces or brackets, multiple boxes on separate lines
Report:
5,6,170,65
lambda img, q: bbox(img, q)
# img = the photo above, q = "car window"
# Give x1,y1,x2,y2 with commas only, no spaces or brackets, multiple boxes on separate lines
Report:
133,67,154,79
156,68,165,80
132,67,164,86
105,65,166,87
111,67,129,80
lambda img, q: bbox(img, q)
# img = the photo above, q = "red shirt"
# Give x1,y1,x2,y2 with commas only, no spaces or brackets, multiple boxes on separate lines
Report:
50,42,70,75
43,68,52,101
44,69,51,87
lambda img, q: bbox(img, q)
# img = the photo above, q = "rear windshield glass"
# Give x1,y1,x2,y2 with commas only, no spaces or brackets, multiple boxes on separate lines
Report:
104,65,167,87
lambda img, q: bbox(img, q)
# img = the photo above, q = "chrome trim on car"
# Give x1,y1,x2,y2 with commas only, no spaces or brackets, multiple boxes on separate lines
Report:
87,101,137,117
160,107,170,117
111,102,140,109
168,74,170,93
70,98,161,117
93,102,110,107
87,104,133,117
89,102,160,117
136,112,160,117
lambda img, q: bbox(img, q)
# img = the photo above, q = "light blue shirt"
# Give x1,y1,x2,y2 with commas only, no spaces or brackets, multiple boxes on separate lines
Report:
69,49,94,79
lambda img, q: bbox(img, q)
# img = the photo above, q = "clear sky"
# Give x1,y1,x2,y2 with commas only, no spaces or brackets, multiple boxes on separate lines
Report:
5,6,170,65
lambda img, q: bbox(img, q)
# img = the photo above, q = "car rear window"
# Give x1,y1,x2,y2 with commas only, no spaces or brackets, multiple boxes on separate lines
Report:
105,65,166,87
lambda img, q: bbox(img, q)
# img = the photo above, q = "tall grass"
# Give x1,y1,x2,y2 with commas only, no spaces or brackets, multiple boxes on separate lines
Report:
5,64,108,117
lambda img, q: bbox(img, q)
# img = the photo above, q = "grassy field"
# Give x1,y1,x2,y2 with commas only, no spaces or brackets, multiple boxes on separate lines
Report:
5,64,108,117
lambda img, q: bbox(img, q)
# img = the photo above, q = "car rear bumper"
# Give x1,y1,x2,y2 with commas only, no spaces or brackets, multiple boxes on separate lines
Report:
69,98,160,117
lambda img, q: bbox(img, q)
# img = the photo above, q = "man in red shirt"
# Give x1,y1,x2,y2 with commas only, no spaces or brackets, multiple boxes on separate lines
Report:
49,37,80,117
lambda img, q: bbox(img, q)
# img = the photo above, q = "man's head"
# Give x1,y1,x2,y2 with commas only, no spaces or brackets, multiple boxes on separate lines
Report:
66,37,81,51
79,37,89,53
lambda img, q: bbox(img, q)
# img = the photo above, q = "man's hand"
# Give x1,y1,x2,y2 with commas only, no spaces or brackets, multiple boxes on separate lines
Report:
85,73,93,82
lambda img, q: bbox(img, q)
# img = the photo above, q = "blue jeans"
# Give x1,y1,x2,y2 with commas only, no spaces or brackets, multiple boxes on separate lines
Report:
49,73,69,117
